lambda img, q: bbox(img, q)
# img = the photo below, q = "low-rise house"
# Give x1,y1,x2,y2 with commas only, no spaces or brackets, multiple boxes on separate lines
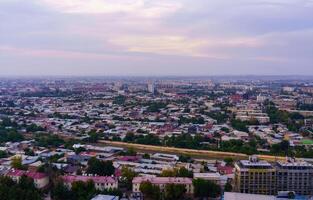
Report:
132,177,194,194
91,195,119,200
150,153,179,162
194,172,228,188
7,169,49,189
61,175,118,191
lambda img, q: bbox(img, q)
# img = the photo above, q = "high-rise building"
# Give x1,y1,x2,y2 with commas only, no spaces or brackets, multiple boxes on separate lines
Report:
275,158,313,195
235,157,313,196
234,156,276,195
147,83,155,93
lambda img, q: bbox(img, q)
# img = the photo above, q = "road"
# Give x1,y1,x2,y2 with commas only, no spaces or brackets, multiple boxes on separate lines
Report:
99,140,286,162
25,133,286,162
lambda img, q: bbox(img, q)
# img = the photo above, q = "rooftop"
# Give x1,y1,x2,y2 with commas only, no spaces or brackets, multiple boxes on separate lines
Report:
276,160,313,168
132,177,192,184
240,160,272,168
62,175,117,184
7,169,47,179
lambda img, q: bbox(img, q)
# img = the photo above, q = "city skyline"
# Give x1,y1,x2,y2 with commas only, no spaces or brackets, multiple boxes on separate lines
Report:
1,0,313,76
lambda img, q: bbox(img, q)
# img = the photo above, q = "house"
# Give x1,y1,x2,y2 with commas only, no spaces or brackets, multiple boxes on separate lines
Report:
6,169,49,189
61,175,118,191
193,172,228,188
150,153,179,162
132,177,193,194
91,195,119,200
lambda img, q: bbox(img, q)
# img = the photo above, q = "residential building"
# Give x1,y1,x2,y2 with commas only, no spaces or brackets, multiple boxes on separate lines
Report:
234,156,276,195
132,177,194,194
91,195,119,200
224,192,276,200
275,158,313,195
193,172,228,188
7,169,49,189
62,175,118,191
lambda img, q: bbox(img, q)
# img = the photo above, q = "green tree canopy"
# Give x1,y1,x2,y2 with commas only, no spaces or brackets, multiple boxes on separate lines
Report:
87,157,115,176
139,181,160,200
0,176,42,200
193,179,221,198
164,184,186,200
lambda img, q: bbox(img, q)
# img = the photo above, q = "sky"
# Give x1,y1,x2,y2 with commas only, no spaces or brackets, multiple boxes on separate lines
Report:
0,0,313,76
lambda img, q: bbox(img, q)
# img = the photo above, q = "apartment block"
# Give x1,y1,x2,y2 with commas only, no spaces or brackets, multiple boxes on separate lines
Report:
276,158,313,195
234,156,277,195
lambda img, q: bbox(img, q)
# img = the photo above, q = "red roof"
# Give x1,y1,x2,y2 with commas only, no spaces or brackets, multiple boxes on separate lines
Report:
119,156,140,162
114,169,122,177
217,165,234,175
62,175,117,184
7,169,47,179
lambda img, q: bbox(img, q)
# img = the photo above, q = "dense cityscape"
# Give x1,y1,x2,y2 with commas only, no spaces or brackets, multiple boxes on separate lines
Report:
1,0,313,199
1,77,313,199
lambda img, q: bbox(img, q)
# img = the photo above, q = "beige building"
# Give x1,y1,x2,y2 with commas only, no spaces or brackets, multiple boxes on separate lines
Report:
7,169,49,189
62,175,118,191
234,157,276,195
132,177,194,194
193,172,228,188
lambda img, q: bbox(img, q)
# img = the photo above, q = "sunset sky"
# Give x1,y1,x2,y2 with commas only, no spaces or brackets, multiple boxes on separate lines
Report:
0,0,313,76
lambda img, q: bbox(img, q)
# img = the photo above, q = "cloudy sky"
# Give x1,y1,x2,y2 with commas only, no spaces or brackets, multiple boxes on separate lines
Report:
0,0,312,76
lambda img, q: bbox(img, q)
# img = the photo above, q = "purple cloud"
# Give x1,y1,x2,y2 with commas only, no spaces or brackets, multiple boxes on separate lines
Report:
0,0,312,76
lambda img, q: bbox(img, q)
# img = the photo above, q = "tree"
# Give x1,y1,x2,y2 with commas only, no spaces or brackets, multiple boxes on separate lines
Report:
160,167,193,178
224,181,233,192
231,119,249,132
164,184,186,200
0,130,24,143
271,140,292,156
123,132,135,142
135,134,161,145
178,167,193,178
140,181,160,200
220,140,257,155
0,150,7,158
0,176,42,200
75,147,86,154
87,157,115,176
146,102,167,113
160,169,177,177
35,134,64,148
193,179,221,198
113,95,126,105
87,131,99,143
179,155,191,163
26,124,45,133
71,180,96,200
124,147,137,156
24,148,35,156
224,157,234,166
143,153,150,159
52,181,72,200
221,127,230,133
112,135,121,141
121,166,137,190
11,156,26,170
163,134,205,150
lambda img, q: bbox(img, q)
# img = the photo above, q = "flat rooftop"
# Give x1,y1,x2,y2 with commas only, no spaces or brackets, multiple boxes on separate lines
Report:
239,160,272,168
